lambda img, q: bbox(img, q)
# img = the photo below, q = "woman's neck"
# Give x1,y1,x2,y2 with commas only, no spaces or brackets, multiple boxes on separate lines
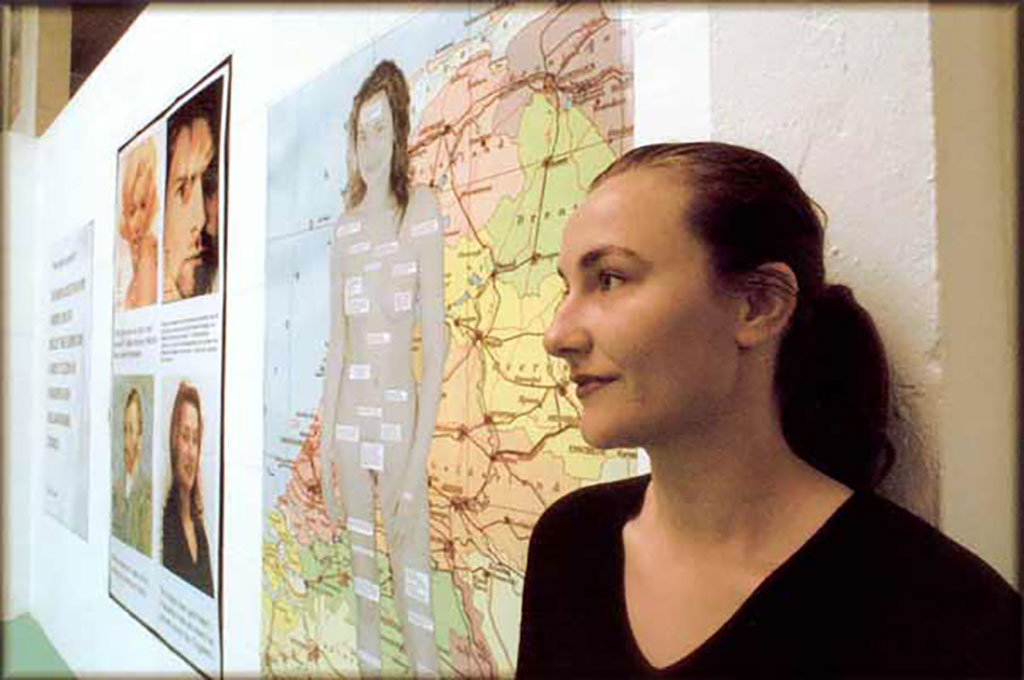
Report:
362,179,395,214
177,486,193,525
639,399,843,562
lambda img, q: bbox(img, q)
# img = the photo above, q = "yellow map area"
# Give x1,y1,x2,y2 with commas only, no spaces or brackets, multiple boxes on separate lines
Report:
263,4,634,676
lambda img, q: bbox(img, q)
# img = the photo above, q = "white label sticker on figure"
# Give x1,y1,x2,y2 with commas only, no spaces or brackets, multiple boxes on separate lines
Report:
347,516,374,537
336,220,361,238
373,241,400,258
351,543,375,559
363,98,384,122
354,576,381,602
363,260,382,272
405,568,431,605
380,423,402,442
366,331,391,346
348,363,372,380
347,240,371,255
394,291,413,312
344,276,363,296
408,610,435,633
357,649,382,669
334,424,359,442
415,662,437,678
356,406,383,419
345,297,370,316
411,218,439,238
383,389,409,403
392,261,417,277
360,442,384,471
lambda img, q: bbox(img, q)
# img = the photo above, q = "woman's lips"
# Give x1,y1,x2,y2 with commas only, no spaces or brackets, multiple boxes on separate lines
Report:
575,377,616,400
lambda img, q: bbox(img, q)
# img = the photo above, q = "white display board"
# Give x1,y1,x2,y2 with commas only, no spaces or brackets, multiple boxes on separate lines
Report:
107,59,231,679
43,220,94,540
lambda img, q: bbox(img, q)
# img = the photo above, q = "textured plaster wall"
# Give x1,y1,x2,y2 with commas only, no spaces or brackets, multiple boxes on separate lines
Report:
709,7,942,521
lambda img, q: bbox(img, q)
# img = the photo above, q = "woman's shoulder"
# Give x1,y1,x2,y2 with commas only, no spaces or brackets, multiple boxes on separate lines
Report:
813,493,1022,674
531,474,649,546
839,492,1016,595
407,184,437,212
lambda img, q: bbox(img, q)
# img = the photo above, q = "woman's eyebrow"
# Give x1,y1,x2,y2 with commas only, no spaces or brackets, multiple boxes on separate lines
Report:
579,245,649,270
556,245,650,281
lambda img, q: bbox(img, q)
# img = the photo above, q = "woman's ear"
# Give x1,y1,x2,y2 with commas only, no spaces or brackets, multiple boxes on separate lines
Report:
734,262,798,349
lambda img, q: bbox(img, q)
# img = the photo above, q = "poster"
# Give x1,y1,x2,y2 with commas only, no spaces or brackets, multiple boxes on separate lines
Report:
262,4,635,676
44,221,93,540
108,59,229,679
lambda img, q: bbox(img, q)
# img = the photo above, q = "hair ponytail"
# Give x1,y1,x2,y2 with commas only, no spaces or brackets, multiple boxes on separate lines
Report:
594,142,896,489
777,284,895,489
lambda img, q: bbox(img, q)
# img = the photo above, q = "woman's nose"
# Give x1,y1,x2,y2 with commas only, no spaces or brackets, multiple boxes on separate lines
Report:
543,296,591,360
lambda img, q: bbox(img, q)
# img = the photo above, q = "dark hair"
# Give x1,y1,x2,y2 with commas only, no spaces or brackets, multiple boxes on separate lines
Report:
592,142,895,490
169,380,204,517
166,77,222,199
344,60,411,217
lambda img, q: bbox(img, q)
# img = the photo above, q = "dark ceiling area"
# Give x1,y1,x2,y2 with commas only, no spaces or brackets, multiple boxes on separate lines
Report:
70,3,145,96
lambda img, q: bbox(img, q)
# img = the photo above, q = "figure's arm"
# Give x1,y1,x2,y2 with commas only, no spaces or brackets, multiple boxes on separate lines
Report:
396,190,447,515
319,235,347,522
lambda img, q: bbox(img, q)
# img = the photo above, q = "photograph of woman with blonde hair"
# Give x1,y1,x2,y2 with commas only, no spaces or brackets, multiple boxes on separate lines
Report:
318,59,445,677
116,135,159,310
162,380,214,597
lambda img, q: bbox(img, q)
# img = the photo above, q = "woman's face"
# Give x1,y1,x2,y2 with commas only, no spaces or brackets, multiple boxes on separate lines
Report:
172,402,201,494
544,169,743,450
122,144,157,244
355,90,394,186
124,398,142,475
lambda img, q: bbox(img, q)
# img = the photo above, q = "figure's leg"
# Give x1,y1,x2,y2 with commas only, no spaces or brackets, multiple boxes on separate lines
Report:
383,470,438,677
337,435,382,677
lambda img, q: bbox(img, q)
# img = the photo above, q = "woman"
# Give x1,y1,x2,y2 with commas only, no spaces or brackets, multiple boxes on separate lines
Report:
318,60,445,677
118,136,159,309
517,143,1021,677
162,381,214,597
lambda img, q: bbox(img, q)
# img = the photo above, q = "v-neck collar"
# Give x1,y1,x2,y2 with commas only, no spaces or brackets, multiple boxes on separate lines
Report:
613,475,862,675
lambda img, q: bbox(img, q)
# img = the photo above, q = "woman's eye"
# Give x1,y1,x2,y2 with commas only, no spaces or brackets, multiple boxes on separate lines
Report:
597,271,624,291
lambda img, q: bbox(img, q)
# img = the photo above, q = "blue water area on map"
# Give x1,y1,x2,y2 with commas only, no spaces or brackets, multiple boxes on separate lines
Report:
263,227,330,502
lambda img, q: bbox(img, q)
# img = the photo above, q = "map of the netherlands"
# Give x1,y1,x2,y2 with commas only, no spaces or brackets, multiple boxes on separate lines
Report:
263,4,636,676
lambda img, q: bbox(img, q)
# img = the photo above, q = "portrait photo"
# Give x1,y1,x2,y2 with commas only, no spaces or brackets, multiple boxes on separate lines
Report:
114,131,162,311
159,375,220,598
163,77,223,303
110,375,154,557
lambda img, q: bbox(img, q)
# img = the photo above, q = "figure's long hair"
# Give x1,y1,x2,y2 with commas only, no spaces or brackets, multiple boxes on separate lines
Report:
343,60,411,219
168,380,205,519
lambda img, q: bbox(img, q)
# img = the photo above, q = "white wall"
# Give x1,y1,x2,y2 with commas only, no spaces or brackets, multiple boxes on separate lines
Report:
709,6,942,519
2,131,38,620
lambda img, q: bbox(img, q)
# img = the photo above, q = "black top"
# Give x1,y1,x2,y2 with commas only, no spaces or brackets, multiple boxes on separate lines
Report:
162,490,215,598
517,475,1021,678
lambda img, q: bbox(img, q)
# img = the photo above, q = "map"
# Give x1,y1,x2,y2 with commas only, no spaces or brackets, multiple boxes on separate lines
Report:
263,3,636,676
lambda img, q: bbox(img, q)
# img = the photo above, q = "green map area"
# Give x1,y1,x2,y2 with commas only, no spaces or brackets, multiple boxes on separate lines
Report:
263,3,635,676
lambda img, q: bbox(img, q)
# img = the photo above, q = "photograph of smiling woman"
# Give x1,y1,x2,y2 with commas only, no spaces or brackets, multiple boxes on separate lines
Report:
161,380,214,597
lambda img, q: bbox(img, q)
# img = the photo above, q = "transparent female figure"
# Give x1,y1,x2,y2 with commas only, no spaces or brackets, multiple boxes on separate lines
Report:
318,60,445,678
